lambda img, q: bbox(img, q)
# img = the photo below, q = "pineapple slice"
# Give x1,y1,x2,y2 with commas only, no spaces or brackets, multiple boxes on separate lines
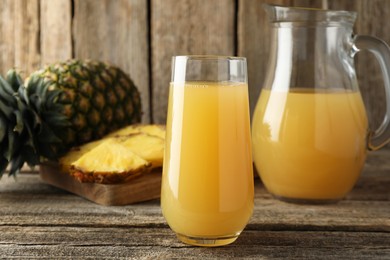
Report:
70,139,151,184
135,125,165,139
59,139,103,172
107,124,166,139
59,124,166,184
120,133,164,168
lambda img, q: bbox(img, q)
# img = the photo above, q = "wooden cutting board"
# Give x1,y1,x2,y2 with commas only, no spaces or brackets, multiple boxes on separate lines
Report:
39,163,162,206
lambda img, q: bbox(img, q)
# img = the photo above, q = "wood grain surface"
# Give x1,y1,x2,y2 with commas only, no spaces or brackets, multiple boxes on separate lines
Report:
151,0,235,123
0,227,389,258
0,0,390,125
0,150,389,258
39,163,162,206
0,0,40,76
40,0,72,66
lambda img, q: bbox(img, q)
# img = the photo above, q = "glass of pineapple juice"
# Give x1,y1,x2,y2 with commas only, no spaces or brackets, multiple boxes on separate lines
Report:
161,56,254,247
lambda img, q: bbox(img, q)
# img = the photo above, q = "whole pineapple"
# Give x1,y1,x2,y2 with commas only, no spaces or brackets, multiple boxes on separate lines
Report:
0,60,142,177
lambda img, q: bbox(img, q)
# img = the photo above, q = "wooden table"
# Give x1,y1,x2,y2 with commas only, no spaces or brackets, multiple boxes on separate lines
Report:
1,151,389,259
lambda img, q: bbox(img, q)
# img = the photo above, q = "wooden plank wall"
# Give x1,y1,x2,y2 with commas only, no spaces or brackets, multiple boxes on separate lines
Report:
0,0,389,129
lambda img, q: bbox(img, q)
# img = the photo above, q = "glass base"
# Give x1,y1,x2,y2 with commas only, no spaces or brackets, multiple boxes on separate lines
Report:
176,233,239,247
274,195,342,205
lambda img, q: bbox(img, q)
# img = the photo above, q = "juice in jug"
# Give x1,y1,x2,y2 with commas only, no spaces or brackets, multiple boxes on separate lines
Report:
252,88,368,201
252,4,390,203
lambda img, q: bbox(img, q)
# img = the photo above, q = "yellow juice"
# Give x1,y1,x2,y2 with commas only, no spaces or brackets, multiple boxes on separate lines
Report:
252,88,368,201
161,81,254,239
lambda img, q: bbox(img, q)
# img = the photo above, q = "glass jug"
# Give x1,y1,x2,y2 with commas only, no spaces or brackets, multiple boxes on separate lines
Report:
252,5,390,203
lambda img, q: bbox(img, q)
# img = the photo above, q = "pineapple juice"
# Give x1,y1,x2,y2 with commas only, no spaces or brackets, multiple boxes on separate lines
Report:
252,88,368,200
161,81,254,239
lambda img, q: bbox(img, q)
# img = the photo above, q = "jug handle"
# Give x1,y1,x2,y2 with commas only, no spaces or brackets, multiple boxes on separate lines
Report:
352,35,390,151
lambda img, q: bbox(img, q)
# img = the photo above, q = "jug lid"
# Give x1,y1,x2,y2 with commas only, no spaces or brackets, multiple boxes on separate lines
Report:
264,4,357,27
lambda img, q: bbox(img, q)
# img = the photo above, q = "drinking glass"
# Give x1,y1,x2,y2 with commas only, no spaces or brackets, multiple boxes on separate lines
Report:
161,55,254,247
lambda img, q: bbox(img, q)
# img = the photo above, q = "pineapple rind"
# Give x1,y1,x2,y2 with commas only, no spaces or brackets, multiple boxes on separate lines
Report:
32,60,143,147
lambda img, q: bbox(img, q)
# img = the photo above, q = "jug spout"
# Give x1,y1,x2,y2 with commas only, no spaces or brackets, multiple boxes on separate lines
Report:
263,4,357,26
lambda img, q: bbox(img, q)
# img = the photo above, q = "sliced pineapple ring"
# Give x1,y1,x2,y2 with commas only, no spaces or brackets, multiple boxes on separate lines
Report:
59,139,103,172
107,124,165,139
70,139,151,184
120,133,164,168
59,124,166,184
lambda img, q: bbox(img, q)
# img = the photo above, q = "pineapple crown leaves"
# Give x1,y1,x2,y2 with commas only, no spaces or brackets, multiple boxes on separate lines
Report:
0,69,70,178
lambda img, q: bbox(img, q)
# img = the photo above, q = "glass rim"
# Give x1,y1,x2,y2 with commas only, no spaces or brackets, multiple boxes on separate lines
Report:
172,55,247,61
